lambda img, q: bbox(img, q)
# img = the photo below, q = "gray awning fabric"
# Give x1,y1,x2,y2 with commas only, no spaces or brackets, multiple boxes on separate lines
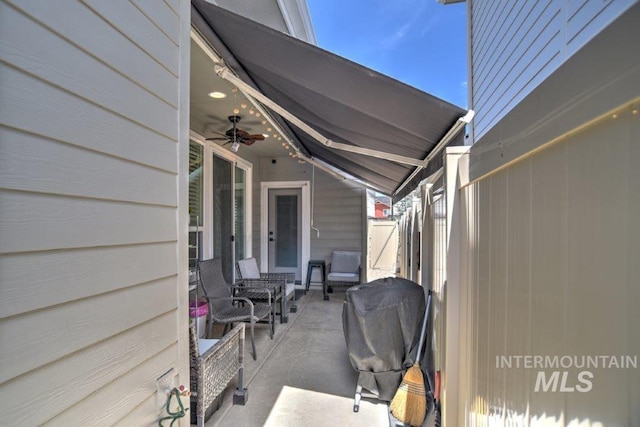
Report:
192,1,466,200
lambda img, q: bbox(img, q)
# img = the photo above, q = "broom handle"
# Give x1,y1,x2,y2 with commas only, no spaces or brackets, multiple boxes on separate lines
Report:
415,290,432,363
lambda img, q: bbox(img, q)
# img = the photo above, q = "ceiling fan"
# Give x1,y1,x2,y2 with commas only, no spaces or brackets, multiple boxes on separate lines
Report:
206,115,265,152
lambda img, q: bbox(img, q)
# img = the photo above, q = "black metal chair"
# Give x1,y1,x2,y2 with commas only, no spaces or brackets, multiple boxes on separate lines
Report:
197,258,273,360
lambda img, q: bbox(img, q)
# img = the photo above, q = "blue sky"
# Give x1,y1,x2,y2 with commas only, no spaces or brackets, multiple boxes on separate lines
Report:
306,0,468,108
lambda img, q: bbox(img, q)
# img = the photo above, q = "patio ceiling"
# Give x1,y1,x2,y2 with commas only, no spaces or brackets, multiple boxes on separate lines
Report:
191,1,469,200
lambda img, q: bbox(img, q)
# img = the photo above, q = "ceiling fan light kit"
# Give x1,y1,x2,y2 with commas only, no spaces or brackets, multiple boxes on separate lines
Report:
205,115,266,149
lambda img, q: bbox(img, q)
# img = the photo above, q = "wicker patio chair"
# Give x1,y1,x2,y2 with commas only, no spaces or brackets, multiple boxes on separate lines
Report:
197,258,273,360
236,257,297,324
189,323,247,426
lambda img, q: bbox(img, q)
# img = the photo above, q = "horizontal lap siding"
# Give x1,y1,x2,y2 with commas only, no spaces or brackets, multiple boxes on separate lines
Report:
0,0,184,425
3,313,177,424
309,170,363,261
0,243,178,318
470,0,635,141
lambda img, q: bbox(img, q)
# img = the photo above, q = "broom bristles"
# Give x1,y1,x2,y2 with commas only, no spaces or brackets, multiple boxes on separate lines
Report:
390,364,426,426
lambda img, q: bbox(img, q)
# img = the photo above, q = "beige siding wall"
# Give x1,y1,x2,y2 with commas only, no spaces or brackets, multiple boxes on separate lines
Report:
470,0,635,140
0,0,189,425
455,104,639,425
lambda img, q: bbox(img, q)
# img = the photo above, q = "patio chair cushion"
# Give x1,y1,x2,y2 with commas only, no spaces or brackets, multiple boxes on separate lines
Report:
238,257,261,279
198,338,220,355
330,251,361,274
284,282,295,296
327,272,360,282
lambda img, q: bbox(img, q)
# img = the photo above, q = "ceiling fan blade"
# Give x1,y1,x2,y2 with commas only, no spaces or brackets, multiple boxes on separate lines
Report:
205,137,229,141
206,127,232,140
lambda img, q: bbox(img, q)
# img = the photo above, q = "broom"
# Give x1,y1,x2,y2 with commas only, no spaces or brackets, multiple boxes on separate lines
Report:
390,290,432,426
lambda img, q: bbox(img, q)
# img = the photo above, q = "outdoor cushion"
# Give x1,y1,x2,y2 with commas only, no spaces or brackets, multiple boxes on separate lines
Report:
327,272,360,282
285,282,295,296
238,257,261,278
330,251,361,274
198,338,220,355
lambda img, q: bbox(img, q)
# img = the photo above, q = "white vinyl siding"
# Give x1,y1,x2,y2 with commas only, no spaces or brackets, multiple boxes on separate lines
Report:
0,0,188,425
470,0,636,141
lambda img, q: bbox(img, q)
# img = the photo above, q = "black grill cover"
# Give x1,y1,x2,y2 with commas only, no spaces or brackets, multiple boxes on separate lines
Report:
342,277,426,401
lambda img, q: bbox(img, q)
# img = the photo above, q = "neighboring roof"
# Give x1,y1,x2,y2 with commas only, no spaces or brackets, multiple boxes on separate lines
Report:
192,1,467,200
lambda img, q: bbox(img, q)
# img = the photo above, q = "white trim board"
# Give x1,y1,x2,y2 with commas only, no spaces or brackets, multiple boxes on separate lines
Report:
260,181,310,284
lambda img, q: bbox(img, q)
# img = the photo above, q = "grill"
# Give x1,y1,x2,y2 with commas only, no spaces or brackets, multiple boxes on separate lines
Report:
342,277,426,412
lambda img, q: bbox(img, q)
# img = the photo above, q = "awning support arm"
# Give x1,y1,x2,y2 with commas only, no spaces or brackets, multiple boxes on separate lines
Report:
393,110,474,198
215,65,425,167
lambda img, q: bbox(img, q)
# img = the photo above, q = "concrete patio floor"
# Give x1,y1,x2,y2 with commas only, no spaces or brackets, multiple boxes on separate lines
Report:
202,289,390,426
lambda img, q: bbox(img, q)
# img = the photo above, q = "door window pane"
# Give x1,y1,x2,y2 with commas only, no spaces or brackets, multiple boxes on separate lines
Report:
276,195,298,267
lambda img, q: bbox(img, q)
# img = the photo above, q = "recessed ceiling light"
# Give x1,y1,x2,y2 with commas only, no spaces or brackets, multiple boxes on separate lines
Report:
208,91,226,99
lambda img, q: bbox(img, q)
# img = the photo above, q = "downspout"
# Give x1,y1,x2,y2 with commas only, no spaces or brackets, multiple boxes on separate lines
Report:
310,165,320,237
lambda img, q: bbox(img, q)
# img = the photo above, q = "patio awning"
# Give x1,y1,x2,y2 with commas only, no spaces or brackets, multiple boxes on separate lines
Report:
192,1,470,201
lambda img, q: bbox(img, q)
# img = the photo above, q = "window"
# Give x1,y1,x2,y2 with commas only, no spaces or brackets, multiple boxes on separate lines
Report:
189,141,204,269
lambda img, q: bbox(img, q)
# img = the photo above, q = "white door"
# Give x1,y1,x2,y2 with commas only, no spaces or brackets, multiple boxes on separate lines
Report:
268,188,302,280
